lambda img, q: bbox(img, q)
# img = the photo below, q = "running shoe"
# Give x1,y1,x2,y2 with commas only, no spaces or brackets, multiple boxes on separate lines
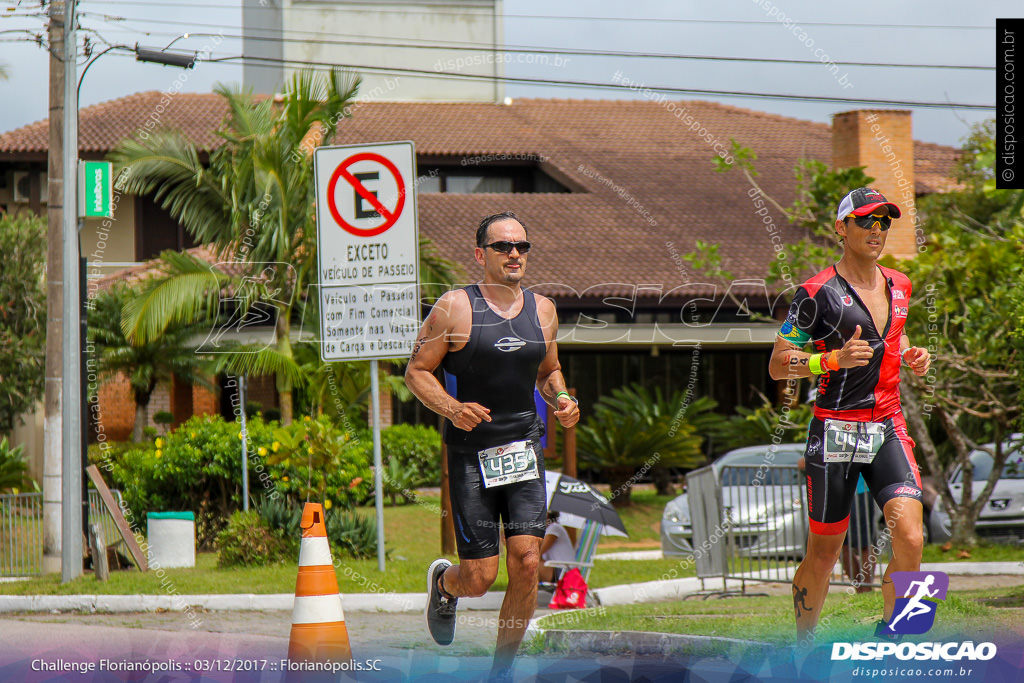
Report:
874,619,903,641
426,558,458,645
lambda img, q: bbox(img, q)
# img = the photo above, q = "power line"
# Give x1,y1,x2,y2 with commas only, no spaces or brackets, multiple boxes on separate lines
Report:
175,52,992,110
80,2,998,30
85,13,994,71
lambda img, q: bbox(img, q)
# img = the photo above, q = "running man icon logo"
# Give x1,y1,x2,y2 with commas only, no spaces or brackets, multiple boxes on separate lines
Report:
885,571,949,635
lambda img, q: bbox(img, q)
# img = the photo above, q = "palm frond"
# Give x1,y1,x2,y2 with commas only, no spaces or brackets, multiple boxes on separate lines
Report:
109,131,232,245
122,251,233,344
214,345,305,386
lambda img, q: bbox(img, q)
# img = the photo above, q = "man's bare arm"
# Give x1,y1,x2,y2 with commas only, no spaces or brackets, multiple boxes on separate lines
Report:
404,291,491,431
534,296,579,428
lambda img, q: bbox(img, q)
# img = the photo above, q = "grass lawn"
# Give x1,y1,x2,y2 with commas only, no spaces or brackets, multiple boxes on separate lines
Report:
0,490,1017,597
538,585,1024,647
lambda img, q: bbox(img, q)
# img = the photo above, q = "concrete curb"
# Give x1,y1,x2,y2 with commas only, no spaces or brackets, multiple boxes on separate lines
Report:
2,561,1019,614
539,629,773,658
0,591,505,614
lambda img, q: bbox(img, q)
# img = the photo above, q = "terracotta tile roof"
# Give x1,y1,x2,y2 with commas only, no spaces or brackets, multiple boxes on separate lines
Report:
0,92,233,157
4,94,961,300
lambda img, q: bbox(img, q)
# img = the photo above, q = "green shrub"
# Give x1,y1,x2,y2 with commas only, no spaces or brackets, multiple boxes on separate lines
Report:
346,423,441,504
94,414,376,549
382,423,441,486
0,437,33,493
153,411,174,428
325,508,378,560
257,495,302,550
216,510,290,567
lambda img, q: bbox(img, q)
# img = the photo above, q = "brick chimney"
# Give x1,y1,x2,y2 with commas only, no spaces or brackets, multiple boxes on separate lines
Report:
832,110,919,259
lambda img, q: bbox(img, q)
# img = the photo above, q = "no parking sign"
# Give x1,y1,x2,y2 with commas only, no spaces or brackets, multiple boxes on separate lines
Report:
314,141,420,361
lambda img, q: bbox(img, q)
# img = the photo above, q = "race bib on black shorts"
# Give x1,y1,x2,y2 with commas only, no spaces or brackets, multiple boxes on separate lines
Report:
823,419,885,464
478,440,540,488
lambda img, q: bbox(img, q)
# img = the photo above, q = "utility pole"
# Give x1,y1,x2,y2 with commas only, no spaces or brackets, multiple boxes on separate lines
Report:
61,0,83,583
43,0,66,576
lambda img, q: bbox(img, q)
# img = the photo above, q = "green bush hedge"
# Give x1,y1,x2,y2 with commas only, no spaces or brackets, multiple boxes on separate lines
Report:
348,423,441,504
90,414,375,548
216,510,290,567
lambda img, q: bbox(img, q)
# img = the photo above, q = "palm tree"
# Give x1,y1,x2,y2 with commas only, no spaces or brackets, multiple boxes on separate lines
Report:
89,284,214,442
576,384,714,507
109,69,361,424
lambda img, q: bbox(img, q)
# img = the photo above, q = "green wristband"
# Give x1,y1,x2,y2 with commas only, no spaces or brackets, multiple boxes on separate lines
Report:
809,354,825,375
555,391,577,404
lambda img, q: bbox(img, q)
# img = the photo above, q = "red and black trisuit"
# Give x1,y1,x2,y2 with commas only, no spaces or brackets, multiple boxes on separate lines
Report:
779,264,923,536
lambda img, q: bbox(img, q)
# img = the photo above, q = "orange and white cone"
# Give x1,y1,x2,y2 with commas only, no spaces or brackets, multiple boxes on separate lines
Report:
287,502,352,662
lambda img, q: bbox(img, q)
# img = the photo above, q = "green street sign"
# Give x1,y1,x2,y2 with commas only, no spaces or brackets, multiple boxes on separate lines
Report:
78,161,113,218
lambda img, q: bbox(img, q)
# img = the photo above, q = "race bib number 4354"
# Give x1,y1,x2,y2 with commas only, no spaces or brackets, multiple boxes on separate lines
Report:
478,440,540,488
824,419,885,464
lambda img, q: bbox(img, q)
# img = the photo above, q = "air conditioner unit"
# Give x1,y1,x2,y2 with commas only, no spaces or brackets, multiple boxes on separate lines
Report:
13,171,30,203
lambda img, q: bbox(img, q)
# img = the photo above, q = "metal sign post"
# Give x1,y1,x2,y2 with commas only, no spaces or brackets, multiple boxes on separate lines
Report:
313,141,421,572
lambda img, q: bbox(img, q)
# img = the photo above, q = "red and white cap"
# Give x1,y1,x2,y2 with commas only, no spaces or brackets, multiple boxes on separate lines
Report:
836,187,902,222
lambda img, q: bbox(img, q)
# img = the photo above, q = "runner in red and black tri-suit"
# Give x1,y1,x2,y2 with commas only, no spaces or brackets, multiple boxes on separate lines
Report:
769,187,931,642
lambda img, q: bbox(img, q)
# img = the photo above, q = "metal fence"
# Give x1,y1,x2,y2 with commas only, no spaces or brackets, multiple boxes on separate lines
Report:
0,490,125,577
688,464,886,595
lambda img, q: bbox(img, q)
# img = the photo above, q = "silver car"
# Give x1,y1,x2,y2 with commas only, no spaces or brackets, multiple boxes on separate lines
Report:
661,444,808,558
928,435,1024,544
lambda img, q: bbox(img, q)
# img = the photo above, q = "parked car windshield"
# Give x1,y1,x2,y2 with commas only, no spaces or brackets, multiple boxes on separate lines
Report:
952,441,1024,484
718,448,804,486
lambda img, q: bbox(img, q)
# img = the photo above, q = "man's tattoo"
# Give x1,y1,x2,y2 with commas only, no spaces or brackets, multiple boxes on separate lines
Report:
789,356,809,366
793,584,811,618
409,336,427,362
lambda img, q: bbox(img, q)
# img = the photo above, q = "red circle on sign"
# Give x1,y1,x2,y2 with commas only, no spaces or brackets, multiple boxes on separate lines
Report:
326,152,406,237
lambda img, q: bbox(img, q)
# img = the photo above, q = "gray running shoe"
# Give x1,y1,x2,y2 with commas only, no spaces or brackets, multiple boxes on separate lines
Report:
426,558,458,645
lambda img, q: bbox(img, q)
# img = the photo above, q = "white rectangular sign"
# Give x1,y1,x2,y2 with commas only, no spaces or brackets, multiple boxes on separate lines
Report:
314,141,420,361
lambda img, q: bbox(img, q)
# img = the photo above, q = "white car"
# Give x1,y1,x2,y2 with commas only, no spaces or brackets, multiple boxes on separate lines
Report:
661,444,807,558
928,435,1024,544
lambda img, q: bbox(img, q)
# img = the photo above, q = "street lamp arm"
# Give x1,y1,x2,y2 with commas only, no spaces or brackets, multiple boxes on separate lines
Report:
77,44,132,97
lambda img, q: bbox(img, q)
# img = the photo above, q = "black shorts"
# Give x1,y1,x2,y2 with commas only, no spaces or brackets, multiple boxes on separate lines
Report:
447,440,548,560
804,412,922,536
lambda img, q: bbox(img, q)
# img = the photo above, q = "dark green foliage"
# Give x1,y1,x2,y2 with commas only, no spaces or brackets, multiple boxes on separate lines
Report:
347,423,442,504
325,508,378,560
216,510,290,568
92,414,374,549
0,214,46,431
577,384,720,506
88,283,214,442
717,400,815,453
0,437,33,493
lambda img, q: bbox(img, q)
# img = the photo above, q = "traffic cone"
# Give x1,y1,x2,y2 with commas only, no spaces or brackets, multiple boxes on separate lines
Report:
287,502,352,662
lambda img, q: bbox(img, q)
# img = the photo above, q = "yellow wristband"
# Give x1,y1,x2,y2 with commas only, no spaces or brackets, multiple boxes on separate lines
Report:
809,354,825,375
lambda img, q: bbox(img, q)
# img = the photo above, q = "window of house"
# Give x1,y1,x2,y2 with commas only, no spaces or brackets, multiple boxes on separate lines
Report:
416,160,570,194
135,194,197,262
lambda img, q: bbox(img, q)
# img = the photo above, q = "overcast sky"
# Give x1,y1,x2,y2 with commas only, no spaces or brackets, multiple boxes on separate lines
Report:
0,0,1007,147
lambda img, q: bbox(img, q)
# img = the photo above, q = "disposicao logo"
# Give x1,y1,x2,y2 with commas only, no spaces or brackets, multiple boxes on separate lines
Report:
831,571,998,663
886,570,947,635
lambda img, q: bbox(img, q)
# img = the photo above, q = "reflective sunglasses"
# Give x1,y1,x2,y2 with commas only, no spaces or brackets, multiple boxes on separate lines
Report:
484,240,532,254
847,213,892,231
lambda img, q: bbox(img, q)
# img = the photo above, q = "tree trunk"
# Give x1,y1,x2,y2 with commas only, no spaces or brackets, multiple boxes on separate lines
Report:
605,465,637,508
652,466,675,496
132,400,148,443
276,312,293,425
948,510,980,548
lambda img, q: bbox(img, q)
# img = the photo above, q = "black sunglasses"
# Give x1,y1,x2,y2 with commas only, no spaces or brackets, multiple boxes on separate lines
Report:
484,240,532,254
847,213,892,231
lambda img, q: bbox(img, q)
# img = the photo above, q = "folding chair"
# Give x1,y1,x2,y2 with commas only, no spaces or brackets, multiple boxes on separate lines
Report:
542,519,603,583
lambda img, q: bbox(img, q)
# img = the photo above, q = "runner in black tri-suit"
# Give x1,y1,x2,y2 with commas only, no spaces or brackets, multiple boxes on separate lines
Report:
769,188,931,642
405,211,579,681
